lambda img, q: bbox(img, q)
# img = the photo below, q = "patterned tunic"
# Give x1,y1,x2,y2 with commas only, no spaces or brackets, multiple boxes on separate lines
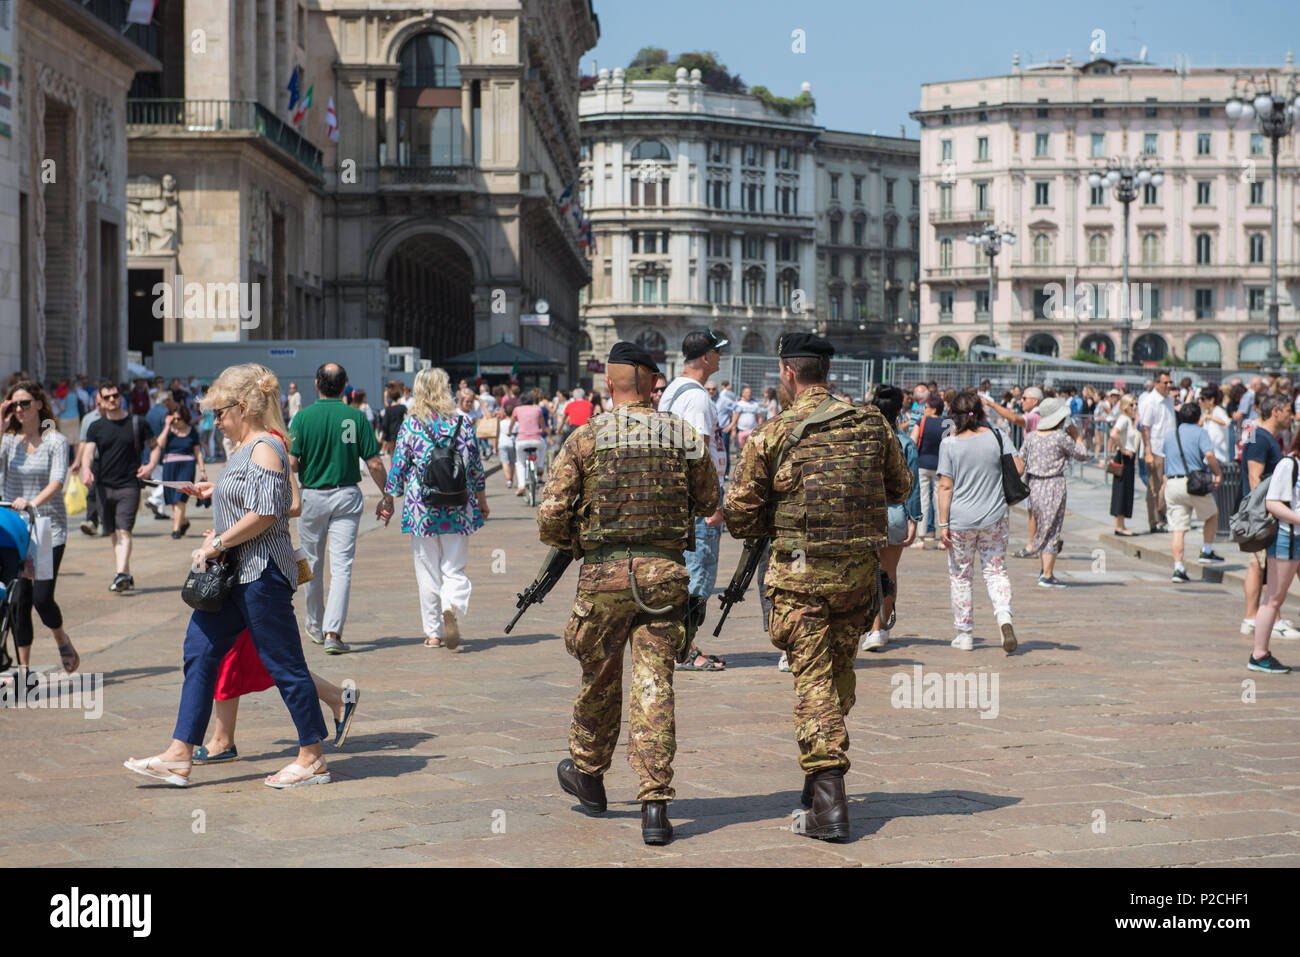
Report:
0,431,70,546
385,412,486,536
214,435,296,588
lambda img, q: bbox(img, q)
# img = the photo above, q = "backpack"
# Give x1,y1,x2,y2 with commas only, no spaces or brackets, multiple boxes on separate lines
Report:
1231,454,1294,551
417,416,468,508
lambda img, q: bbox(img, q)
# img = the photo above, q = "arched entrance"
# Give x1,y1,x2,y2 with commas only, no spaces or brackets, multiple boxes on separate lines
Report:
1025,333,1059,357
1133,333,1168,364
384,234,475,364
1080,333,1114,360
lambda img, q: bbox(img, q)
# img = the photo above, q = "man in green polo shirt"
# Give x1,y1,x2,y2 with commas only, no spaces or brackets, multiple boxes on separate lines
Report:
289,362,394,654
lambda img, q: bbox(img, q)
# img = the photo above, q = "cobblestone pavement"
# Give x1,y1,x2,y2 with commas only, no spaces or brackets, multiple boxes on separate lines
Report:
2,463,1298,867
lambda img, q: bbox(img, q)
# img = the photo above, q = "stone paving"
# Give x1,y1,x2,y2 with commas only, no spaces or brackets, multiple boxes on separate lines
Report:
2,462,1298,867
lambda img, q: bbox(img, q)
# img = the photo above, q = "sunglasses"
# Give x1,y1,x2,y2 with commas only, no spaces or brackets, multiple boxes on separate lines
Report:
213,403,240,420
100,392,120,402
10,399,33,410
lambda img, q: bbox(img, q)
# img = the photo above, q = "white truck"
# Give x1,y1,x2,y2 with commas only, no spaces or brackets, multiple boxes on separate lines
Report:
150,339,391,407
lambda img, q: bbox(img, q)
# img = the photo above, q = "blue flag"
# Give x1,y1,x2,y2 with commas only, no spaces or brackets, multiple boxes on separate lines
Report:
287,67,301,112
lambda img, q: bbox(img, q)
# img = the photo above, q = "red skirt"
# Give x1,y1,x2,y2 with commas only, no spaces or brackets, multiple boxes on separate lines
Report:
214,630,274,700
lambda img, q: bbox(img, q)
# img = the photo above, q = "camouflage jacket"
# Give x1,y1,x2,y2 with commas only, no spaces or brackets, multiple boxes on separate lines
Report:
723,385,912,595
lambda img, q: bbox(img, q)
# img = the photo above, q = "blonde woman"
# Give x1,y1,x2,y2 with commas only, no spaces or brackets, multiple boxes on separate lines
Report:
1109,394,1140,536
124,364,331,789
385,368,488,649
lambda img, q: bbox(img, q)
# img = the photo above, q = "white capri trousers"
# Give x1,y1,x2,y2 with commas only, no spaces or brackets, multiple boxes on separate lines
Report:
410,533,472,639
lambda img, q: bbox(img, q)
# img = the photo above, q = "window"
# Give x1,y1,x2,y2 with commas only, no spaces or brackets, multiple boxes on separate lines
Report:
743,268,764,305
778,237,798,260
744,143,760,166
745,183,762,211
975,181,989,212
942,114,951,125
1250,181,1265,204
1250,233,1266,264
1197,105,1211,118
938,184,953,214
1032,233,1052,265
975,289,990,314
941,139,953,161
1194,288,1214,319
1091,133,1105,157
1197,132,1211,155
829,220,841,244
977,136,989,160
911,181,919,206
1036,107,1049,119
885,179,895,204
1035,132,1049,157
853,175,863,201
1034,181,1050,205
397,33,465,167
1143,183,1159,204
829,290,841,321
709,140,727,163
853,294,866,319
1196,233,1212,265
1091,106,1105,118
631,273,668,304
830,254,841,277
631,140,670,162
1089,185,1106,205
1147,288,1161,320
1249,287,1267,312
939,291,954,317
853,255,864,278
910,224,919,249
830,174,840,200
973,243,987,268
885,223,896,247
939,238,953,268
1196,181,1212,205
708,179,729,209
709,233,728,257
778,147,791,169
1088,233,1108,265
1144,133,1158,156
1033,289,1053,319
852,220,864,246
745,235,763,259
1141,232,1160,264
1250,133,1265,156
777,270,798,306
708,267,731,303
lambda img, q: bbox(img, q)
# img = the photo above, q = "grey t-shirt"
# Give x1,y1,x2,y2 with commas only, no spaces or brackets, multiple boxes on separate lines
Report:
937,429,1008,530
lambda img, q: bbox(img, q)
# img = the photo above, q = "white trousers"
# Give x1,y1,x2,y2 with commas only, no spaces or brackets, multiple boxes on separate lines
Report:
410,534,472,639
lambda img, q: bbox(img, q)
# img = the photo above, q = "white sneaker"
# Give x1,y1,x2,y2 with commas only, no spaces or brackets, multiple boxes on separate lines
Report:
951,633,974,651
996,611,1017,654
862,630,887,652
1273,619,1300,640
777,653,791,672
1241,619,1257,636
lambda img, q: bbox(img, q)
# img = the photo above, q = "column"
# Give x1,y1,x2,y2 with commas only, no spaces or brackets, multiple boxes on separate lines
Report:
258,0,275,111
764,231,777,305
731,230,743,305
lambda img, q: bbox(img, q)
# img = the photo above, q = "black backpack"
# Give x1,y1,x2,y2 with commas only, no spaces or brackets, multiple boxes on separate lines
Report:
417,416,469,508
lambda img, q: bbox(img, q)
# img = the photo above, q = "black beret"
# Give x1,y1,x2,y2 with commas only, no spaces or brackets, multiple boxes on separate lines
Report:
778,332,835,359
607,341,660,374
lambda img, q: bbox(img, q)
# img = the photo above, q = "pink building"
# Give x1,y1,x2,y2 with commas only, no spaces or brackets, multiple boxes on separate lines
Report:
913,53,1299,368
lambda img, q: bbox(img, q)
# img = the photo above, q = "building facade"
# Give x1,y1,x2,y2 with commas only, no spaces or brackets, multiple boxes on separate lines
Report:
314,0,598,379
913,53,1300,367
577,68,821,373
5,0,159,381
815,130,920,357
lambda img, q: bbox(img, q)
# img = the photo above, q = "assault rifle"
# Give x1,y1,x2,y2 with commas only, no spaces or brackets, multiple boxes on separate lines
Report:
713,539,767,637
504,547,574,634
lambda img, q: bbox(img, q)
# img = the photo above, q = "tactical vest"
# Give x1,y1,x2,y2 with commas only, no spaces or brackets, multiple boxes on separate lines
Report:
771,403,885,557
582,408,693,547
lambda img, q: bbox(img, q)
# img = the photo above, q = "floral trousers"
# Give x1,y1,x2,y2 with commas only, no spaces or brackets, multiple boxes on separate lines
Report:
946,515,1013,634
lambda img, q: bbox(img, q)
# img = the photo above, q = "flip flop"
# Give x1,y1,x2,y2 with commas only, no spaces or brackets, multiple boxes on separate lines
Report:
57,641,79,674
265,758,331,789
333,688,360,749
1114,530,1139,537
192,745,239,764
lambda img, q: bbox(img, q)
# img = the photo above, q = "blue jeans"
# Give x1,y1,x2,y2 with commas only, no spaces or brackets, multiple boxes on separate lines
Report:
173,563,327,748
686,516,722,598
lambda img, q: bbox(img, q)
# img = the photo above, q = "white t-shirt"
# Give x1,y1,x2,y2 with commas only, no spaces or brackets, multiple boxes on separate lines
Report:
733,400,762,432
1203,405,1231,463
1138,390,1176,456
479,391,497,413
1266,455,1300,535
661,377,726,487
497,416,514,443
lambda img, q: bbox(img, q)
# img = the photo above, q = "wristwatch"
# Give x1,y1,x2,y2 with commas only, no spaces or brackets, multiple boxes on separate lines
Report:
210,536,227,553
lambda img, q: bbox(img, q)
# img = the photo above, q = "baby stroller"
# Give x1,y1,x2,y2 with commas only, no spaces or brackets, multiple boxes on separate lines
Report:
0,502,35,673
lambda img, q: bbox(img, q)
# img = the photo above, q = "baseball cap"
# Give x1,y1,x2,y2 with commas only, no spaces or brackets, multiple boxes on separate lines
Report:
682,329,730,361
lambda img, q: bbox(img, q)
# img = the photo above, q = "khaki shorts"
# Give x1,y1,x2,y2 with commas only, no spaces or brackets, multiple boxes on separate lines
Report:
1164,475,1218,532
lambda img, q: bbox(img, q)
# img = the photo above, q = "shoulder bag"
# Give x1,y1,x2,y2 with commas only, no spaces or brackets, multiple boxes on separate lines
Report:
992,429,1031,505
182,551,237,612
1174,425,1215,496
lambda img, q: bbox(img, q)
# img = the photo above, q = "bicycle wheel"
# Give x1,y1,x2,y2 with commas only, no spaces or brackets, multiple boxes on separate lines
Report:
526,464,537,507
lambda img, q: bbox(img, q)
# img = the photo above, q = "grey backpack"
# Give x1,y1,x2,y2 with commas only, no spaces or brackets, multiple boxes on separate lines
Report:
1231,455,1294,551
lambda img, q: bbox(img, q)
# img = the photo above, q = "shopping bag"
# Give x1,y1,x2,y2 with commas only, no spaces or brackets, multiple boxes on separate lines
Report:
32,516,53,581
63,473,88,515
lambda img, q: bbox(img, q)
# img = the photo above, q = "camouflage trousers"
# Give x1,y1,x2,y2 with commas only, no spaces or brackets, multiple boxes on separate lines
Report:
565,573,688,802
767,564,879,774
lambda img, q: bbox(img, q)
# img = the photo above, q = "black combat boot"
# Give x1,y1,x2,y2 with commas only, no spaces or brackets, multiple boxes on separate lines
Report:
557,759,607,814
800,768,850,842
641,801,673,845
800,774,813,809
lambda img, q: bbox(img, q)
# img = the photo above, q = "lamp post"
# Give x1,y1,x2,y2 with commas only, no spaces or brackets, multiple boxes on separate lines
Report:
965,224,1016,348
1227,75,1298,368
1088,157,1163,365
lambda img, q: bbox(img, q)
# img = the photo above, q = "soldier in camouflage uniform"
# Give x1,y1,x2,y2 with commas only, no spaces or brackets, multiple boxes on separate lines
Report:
724,333,912,842
537,342,719,845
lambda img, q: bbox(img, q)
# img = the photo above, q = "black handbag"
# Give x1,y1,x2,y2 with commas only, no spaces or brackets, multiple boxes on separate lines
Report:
993,429,1031,505
1174,425,1215,496
181,552,236,612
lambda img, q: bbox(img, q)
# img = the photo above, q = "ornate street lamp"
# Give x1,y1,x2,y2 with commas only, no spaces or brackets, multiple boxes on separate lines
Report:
965,224,1016,348
1227,74,1299,367
1088,156,1164,365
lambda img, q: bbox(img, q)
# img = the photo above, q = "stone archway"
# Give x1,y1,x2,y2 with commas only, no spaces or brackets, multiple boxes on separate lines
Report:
383,233,476,364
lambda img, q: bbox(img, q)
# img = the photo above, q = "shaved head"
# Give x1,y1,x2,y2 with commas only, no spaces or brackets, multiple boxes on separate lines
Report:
605,363,655,404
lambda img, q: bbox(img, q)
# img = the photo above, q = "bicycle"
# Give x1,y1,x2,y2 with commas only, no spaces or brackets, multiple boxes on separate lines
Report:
523,451,540,507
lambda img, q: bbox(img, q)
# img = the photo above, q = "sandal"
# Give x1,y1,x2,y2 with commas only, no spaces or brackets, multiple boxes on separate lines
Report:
1012,549,1039,559
124,754,192,787
676,646,725,672
265,758,331,789
424,637,444,647
57,640,79,674
1114,529,1139,537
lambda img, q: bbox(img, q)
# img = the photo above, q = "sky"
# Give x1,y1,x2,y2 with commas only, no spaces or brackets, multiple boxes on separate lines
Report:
586,0,1300,137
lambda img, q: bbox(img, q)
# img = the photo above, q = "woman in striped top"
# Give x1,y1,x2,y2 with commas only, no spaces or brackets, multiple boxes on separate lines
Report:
124,364,330,789
0,380,77,671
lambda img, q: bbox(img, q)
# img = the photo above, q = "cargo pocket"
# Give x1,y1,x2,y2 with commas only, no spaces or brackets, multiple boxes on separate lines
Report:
563,596,605,666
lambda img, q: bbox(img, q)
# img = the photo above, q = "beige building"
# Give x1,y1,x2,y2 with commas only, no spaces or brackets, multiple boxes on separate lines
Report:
5,0,159,381
913,53,1300,367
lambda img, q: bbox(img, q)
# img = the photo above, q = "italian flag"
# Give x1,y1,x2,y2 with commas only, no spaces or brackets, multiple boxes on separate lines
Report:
293,84,314,126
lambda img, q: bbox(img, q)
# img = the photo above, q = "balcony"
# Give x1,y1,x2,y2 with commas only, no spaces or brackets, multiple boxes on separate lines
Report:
379,166,477,189
127,99,322,176
929,207,994,225
924,266,990,282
